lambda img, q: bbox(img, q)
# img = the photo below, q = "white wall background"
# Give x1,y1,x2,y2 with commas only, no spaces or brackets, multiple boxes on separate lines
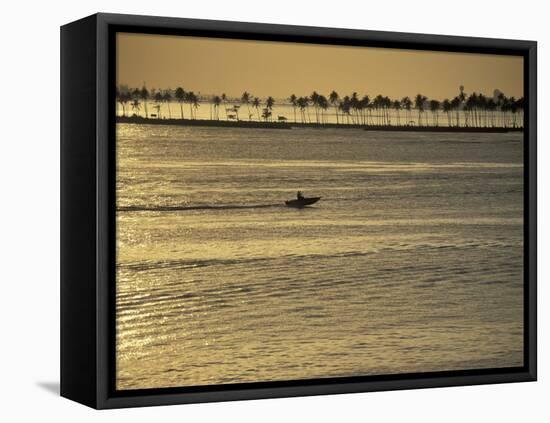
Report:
0,0,545,420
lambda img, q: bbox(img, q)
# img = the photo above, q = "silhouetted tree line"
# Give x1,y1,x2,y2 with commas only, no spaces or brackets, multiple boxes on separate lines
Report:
116,85,524,128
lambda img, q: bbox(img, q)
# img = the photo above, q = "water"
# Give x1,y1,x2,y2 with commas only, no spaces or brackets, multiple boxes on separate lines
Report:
116,124,524,390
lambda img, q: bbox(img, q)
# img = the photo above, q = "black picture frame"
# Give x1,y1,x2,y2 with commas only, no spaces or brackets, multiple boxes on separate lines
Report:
61,12,537,409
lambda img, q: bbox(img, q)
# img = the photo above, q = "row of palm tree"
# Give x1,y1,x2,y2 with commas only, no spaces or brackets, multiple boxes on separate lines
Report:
116,86,524,128
117,87,201,119
299,90,523,128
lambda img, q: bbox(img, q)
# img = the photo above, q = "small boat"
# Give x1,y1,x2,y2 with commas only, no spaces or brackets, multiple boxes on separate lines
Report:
285,197,321,208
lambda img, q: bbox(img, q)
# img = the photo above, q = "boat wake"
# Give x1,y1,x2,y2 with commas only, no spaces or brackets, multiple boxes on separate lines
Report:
117,203,283,212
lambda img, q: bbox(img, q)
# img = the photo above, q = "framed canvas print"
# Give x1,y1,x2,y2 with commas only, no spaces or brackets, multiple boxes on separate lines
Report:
60,13,537,409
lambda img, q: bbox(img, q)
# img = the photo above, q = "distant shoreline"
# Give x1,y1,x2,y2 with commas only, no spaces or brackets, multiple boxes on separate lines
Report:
116,115,523,133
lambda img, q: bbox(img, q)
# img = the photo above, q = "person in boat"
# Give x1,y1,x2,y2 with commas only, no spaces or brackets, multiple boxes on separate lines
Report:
297,191,304,200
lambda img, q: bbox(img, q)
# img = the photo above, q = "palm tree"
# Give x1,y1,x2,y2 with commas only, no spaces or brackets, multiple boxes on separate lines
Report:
478,93,487,127
429,100,440,126
174,87,185,119
139,86,149,118
123,92,131,116
486,98,497,127
500,96,510,128
465,93,477,127
360,96,370,125
241,91,252,120
252,97,261,121
130,88,139,115
185,91,193,119
233,104,241,121
297,97,308,123
340,96,351,124
329,91,339,124
383,96,392,125
191,93,200,119
373,95,384,125
451,96,461,127
466,93,478,127
459,85,466,103
515,97,524,128
289,94,298,123
131,99,141,116
305,97,312,123
153,91,163,118
519,97,525,128
221,93,228,120
356,98,365,125
309,91,320,123
458,86,467,127
212,95,222,120
186,91,197,119
392,100,401,126
349,92,359,123
401,97,412,125
463,103,472,127
510,97,518,128
497,92,506,127
414,94,427,126
442,99,452,127
318,95,329,124
163,90,172,119
116,88,130,117
265,96,275,122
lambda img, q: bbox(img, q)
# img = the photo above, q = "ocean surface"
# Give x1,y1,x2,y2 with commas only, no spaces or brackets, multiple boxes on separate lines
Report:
115,123,524,390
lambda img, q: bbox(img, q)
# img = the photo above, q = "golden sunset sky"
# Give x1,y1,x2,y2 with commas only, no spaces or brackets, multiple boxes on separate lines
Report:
117,32,523,100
